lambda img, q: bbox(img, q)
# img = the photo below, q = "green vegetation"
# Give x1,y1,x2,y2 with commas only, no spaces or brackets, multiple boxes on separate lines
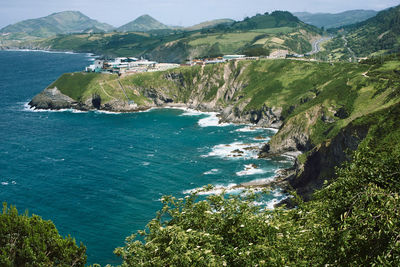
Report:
47,55,399,153
47,49,400,155
4,11,321,62
115,113,400,265
5,102,400,266
0,11,114,39
344,5,400,56
0,203,86,266
294,10,378,29
320,5,400,60
185,19,235,31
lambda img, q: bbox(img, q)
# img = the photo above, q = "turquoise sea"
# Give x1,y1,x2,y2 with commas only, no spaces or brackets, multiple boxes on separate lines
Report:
0,50,292,265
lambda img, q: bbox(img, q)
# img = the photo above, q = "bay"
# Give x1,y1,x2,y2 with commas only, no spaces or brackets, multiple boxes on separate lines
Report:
0,51,292,265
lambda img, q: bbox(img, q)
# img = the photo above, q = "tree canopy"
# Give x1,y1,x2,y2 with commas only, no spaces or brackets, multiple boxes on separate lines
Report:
0,203,87,267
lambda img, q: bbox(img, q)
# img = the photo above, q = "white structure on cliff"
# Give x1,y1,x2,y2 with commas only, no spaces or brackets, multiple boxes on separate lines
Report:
85,57,178,75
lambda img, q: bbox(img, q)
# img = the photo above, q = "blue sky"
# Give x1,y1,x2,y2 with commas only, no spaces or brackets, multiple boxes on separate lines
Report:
0,0,398,28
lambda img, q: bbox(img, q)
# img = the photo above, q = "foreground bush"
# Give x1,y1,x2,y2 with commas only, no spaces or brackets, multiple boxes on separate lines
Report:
115,147,400,266
0,203,86,266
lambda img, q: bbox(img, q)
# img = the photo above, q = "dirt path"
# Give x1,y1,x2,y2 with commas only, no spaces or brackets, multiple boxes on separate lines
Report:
99,82,116,99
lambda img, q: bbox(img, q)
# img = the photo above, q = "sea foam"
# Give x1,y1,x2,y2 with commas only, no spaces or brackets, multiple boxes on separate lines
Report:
236,164,267,176
203,141,264,159
198,112,230,127
183,183,240,195
235,126,264,132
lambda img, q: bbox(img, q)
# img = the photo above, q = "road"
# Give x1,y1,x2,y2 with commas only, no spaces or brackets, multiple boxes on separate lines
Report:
309,36,332,55
342,35,357,62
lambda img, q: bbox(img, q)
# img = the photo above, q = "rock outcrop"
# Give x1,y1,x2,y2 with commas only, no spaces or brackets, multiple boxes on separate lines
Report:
29,87,76,110
287,122,369,200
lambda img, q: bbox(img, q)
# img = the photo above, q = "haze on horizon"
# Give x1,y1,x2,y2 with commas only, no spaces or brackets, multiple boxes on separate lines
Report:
0,0,398,29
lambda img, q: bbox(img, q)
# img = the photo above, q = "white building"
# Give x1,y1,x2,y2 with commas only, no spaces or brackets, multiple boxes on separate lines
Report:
223,55,246,60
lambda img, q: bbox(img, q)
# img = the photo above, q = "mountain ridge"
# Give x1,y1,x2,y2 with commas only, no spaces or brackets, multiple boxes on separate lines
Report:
319,5,400,60
0,11,115,38
294,9,378,29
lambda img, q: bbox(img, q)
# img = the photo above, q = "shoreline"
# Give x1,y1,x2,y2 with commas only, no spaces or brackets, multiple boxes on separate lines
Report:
25,101,298,203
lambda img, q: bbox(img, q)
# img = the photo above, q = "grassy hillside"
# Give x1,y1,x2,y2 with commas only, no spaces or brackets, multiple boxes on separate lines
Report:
343,5,400,56
0,11,114,39
294,10,378,29
48,56,400,151
318,5,400,60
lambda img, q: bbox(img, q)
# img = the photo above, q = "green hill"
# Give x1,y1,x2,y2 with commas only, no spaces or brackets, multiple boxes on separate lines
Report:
185,19,234,31
343,5,400,56
117,15,171,32
231,11,302,30
0,11,114,38
294,10,378,29
30,11,320,62
319,5,400,60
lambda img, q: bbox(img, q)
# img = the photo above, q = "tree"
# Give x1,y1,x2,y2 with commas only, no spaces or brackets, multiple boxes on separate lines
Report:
0,203,87,266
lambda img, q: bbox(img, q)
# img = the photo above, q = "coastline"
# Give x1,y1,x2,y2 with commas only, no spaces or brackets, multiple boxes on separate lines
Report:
25,100,297,203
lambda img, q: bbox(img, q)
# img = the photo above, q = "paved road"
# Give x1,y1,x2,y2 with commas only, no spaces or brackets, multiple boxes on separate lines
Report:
309,36,332,55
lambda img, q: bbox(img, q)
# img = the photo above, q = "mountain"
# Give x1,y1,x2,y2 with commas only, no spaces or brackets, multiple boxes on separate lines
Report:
0,11,114,38
320,5,400,59
294,10,378,29
343,5,400,56
185,19,234,31
230,11,304,30
117,15,171,32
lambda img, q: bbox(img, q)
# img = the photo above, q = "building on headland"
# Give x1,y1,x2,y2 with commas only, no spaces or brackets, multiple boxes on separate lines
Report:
223,55,246,60
86,54,261,75
85,57,179,75
185,55,258,66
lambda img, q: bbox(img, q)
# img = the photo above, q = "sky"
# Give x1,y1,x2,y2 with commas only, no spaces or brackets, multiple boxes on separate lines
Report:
0,0,398,28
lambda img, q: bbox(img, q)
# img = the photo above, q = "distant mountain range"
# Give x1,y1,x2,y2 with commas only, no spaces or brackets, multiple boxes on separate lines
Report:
294,10,378,29
0,8,385,39
1,5,399,62
117,15,235,32
29,11,320,63
0,12,237,38
0,11,114,38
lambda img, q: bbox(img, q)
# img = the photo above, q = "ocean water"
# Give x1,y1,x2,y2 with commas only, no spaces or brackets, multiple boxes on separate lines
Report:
0,51,292,265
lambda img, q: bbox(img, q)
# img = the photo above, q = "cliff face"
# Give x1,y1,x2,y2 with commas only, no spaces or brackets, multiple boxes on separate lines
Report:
29,58,400,199
30,61,286,128
289,122,370,200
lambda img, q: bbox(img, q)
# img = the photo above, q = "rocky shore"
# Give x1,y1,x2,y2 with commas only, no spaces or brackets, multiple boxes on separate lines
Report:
28,85,302,200
29,85,367,204
29,59,372,202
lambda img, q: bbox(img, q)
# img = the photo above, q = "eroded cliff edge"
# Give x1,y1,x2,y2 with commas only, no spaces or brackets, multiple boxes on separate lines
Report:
29,58,400,200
